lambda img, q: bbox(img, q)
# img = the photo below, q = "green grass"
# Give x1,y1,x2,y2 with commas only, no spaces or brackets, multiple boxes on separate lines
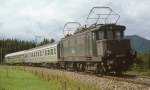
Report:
126,68,150,76
0,68,53,90
43,73,99,90
126,52,150,77
0,67,99,90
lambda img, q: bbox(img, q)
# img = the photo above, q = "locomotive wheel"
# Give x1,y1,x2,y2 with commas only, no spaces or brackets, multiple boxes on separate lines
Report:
115,70,122,75
73,62,78,71
64,62,68,70
95,63,101,74
84,64,88,72
81,63,85,72
77,63,85,72
100,66,107,74
100,62,108,74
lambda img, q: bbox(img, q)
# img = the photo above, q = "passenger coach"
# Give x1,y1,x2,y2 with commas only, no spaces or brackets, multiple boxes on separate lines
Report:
5,42,60,66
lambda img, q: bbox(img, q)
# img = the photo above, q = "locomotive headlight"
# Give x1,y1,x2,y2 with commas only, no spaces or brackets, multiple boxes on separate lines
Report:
109,60,114,64
107,50,112,55
122,60,126,64
104,50,112,57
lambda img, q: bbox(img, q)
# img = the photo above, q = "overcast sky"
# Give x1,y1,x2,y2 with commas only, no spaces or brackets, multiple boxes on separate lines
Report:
0,0,150,41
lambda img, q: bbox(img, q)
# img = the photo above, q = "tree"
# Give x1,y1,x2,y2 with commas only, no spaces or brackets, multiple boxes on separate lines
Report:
0,39,36,64
38,38,55,46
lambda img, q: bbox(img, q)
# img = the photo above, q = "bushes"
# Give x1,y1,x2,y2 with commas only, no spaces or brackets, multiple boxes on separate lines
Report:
128,52,150,76
135,53,150,70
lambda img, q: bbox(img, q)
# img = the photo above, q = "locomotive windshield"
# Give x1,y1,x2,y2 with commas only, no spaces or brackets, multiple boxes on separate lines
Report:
115,30,123,39
95,29,123,40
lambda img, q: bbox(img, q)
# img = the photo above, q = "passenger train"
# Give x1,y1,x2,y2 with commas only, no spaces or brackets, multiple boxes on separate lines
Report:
5,7,136,74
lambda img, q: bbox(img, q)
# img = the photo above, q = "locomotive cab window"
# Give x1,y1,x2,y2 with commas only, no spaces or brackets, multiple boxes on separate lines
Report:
115,30,123,39
98,31,104,40
94,30,105,40
107,31,113,39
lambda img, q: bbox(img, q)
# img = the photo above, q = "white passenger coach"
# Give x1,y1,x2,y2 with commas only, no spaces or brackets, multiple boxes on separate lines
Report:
5,42,59,65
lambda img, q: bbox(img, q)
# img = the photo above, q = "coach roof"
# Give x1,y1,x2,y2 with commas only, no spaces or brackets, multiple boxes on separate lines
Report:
5,51,26,57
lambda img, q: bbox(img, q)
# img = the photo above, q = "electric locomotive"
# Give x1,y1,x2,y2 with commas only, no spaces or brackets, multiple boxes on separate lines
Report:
4,7,136,74
59,7,136,74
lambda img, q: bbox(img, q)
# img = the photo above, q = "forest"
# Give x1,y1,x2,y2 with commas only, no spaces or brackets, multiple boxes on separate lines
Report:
0,39,36,63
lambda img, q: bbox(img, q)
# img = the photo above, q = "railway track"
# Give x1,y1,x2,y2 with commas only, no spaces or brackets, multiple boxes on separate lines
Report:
43,65,150,87
100,75,150,87
71,70,150,87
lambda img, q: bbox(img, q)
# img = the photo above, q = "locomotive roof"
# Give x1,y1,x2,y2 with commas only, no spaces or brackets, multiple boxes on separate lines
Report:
63,24,126,39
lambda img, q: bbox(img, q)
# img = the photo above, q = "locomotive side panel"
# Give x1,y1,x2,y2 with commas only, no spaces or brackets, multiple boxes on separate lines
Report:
96,40,106,57
60,31,94,61
69,36,76,56
85,32,93,57
76,34,86,56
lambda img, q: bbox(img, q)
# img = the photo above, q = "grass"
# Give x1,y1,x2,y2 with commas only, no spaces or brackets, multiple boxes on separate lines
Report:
0,67,99,90
126,68,150,77
126,52,150,77
0,68,53,90
42,73,99,90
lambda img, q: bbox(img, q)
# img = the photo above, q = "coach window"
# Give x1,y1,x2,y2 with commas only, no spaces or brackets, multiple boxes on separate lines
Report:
39,51,41,56
48,49,50,55
51,49,53,55
45,50,47,56
54,48,56,54
32,53,33,57
42,50,45,55
34,52,35,57
34,52,36,57
39,51,40,56
38,51,40,57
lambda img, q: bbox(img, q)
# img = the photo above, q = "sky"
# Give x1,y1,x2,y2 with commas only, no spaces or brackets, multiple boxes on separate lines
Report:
0,0,150,41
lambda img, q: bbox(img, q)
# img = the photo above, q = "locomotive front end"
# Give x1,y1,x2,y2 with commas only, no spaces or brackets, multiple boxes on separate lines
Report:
95,24,136,74
98,39,135,73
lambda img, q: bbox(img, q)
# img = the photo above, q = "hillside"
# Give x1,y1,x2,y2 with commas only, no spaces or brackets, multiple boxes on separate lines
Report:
125,35,150,52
